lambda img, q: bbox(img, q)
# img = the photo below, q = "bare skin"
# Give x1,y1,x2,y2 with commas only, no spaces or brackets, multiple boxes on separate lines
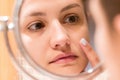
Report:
19,0,99,77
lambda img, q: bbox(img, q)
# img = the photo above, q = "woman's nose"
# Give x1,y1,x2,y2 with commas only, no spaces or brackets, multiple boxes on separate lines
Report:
50,22,70,51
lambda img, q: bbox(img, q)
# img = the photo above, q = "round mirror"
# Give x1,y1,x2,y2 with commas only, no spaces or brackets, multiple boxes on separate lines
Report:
19,0,97,76
1,0,103,80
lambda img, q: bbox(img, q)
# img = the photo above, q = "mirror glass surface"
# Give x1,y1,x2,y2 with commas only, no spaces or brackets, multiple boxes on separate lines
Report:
18,0,101,77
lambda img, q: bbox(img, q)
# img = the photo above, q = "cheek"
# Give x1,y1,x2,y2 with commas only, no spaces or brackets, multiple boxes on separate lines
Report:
70,26,89,53
80,27,89,42
21,34,32,48
71,27,89,41
21,34,47,62
21,35,37,60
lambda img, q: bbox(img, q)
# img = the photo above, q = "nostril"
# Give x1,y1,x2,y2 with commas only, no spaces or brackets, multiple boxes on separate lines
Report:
50,35,71,50
55,44,59,48
54,42,70,49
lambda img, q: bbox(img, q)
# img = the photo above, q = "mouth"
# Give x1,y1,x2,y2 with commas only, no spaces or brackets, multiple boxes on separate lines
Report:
49,53,78,64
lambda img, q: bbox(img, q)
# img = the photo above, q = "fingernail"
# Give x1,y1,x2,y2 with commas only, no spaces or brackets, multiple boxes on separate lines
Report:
80,38,87,46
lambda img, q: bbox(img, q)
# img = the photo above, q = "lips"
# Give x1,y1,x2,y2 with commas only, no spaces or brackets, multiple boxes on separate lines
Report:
49,53,78,64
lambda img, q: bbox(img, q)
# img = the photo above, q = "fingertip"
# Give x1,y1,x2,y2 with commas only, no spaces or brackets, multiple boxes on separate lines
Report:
80,38,87,46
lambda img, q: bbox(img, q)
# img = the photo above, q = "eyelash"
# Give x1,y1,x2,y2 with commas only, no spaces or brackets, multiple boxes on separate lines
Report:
63,14,80,24
27,14,80,32
27,21,45,32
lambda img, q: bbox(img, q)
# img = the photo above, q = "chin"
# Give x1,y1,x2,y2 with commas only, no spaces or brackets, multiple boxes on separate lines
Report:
54,70,81,76
50,66,86,76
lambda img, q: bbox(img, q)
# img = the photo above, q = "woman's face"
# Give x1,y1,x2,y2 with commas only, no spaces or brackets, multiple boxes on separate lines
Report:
20,0,89,76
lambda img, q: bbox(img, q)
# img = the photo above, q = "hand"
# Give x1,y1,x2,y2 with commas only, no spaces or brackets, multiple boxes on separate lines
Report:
80,38,104,80
80,38,99,67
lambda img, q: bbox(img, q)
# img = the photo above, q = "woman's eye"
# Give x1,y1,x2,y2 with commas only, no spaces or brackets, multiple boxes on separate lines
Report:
64,14,80,24
28,22,45,31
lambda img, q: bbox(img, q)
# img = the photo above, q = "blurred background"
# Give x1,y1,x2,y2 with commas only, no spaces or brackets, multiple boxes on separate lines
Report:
0,0,17,80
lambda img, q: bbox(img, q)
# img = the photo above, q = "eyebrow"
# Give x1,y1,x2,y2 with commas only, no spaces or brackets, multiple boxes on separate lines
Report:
28,12,46,16
27,3,81,17
60,3,81,13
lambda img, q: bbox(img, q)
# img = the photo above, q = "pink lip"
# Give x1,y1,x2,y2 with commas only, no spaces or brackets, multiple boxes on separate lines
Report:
49,53,78,64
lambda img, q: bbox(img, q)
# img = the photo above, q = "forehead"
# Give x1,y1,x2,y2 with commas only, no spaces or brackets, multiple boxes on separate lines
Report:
20,0,83,17
22,0,82,7
21,0,83,13
23,0,81,3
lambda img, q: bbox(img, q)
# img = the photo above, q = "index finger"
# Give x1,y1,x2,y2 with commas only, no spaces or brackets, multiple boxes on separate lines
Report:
80,38,100,67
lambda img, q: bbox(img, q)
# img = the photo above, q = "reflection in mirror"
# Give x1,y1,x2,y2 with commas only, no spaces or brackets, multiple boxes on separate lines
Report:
0,0,103,80
18,0,102,77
